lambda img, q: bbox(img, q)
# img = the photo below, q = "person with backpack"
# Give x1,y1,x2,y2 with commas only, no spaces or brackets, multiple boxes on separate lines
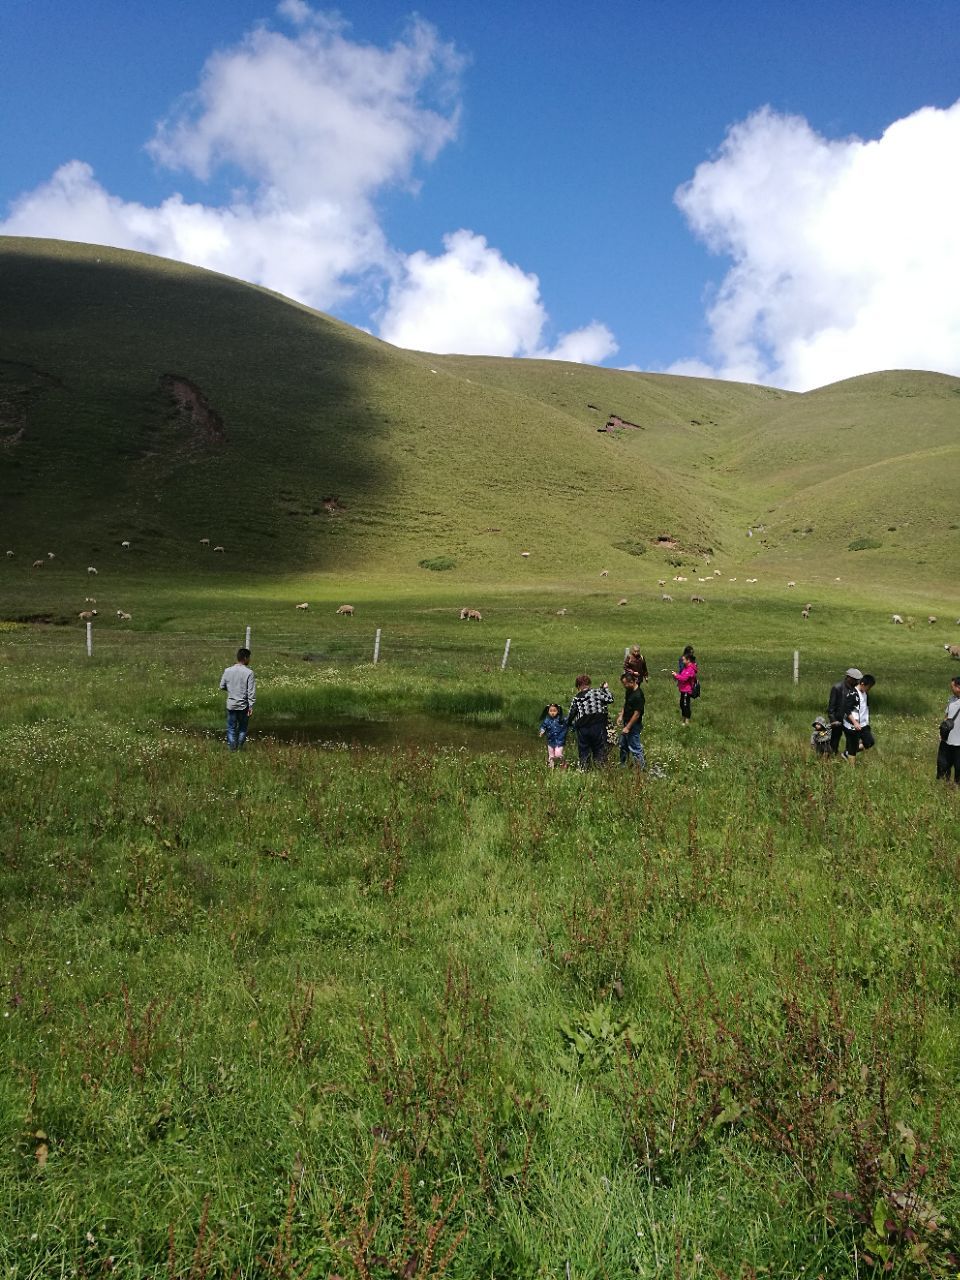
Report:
671,650,699,725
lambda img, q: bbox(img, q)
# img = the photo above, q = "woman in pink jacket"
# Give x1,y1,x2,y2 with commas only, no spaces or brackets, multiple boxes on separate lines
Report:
672,651,698,725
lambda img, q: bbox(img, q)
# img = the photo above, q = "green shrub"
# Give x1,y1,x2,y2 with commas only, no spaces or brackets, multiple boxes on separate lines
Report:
418,555,457,571
848,537,883,551
612,539,647,557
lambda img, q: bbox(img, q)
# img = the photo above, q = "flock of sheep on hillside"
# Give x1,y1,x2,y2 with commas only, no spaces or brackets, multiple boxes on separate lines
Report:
5,542,959,659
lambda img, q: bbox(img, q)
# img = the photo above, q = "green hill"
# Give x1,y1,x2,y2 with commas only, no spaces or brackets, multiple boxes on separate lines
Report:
1,237,958,590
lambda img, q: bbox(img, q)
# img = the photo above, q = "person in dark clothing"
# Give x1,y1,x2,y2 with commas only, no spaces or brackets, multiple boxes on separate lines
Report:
617,671,646,767
623,646,649,683
566,674,613,769
827,668,862,755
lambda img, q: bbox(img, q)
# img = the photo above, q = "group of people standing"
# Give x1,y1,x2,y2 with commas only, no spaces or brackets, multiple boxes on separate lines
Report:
538,644,699,771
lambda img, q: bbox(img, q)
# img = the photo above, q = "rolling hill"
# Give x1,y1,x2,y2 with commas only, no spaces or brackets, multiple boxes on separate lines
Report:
1,237,958,591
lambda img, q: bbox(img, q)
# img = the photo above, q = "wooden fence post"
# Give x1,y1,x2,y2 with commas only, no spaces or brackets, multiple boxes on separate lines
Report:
501,638,511,671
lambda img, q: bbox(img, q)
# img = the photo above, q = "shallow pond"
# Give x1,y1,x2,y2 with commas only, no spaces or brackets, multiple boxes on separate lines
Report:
184,714,535,753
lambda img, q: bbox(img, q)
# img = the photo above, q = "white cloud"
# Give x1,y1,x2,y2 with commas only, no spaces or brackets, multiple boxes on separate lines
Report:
379,229,617,362
672,102,960,390
1,6,461,311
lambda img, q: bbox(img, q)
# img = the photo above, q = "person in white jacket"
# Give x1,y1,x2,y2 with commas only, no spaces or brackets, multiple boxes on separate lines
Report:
220,647,256,751
937,675,960,784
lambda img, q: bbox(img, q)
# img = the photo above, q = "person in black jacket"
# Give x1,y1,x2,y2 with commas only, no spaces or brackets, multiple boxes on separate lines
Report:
827,668,863,755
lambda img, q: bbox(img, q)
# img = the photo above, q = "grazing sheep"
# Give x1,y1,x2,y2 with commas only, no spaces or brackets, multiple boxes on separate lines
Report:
698,577,708,583
801,608,810,620
787,581,796,588
200,538,210,546
459,607,482,621
116,610,132,622
729,577,737,582
804,603,813,611
336,604,355,616
661,594,673,603
713,570,721,577
658,579,666,587
213,545,225,553
676,575,688,583
617,597,628,606
78,610,97,621
87,566,98,575
295,602,309,610
47,551,55,559
929,616,938,625
600,569,608,577
945,645,960,659
32,559,44,568
892,614,904,624
691,595,706,604
5,550,12,557
85,597,96,604
746,578,758,584
556,607,567,616
521,551,531,558
121,540,130,549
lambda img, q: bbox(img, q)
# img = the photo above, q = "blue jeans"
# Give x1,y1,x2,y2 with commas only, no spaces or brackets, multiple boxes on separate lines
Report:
226,708,250,751
575,722,608,768
619,727,646,768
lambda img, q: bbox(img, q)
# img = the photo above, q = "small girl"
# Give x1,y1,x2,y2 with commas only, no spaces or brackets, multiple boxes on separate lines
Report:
538,703,568,768
811,716,832,756
671,652,698,725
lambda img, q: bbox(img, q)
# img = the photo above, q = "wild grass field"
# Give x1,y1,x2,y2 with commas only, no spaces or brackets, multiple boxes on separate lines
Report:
2,236,960,1275
2,578,960,1278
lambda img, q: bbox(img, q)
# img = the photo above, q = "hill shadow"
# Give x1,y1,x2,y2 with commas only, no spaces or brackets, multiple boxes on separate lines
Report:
0,239,394,572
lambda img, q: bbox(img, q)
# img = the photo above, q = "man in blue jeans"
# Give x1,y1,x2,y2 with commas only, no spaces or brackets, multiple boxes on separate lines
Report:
220,647,256,750
617,670,646,768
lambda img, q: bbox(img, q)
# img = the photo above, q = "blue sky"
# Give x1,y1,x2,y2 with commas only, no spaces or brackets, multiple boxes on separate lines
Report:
2,0,959,388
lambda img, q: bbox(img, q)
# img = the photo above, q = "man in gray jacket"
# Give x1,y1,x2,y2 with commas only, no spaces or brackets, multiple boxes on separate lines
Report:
220,647,256,751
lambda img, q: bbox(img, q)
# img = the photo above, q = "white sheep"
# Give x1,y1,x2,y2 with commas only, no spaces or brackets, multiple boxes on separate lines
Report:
600,569,608,577
661,594,673,603
746,578,758,584
116,610,132,622
657,579,666,587
213,545,225,553
336,604,355,616
787,581,796,588
945,644,960,659
78,610,97,621
617,597,628,606
892,614,903,625
801,608,810,620
47,551,55,559
200,538,210,546
32,559,44,568
713,570,721,577
4,550,12,557
295,602,309,610
928,616,938,625
85,597,96,604
521,551,531,558
691,595,706,604
121,540,130,549
556,607,567,616
87,566,98,575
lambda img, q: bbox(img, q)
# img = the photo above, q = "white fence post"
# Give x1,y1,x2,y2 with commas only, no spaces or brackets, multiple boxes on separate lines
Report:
86,621,93,658
373,628,381,665
793,649,799,685
501,638,511,671
245,625,251,650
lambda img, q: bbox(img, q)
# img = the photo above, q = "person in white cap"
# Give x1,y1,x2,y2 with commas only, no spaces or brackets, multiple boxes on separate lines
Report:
826,667,863,756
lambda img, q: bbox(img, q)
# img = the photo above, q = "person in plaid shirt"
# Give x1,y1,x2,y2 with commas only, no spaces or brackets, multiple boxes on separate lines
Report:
566,673,613,768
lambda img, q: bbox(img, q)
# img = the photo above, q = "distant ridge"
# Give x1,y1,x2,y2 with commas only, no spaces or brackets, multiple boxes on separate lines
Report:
1,236,958,585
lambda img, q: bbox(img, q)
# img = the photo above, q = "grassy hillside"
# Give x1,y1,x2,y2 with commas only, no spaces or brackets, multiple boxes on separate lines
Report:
1,237,958,593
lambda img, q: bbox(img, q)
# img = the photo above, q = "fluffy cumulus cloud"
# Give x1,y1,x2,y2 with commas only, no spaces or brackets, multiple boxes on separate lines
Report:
379,230,617,361
1,7,459,310
1,4,615,362
672,102,960,390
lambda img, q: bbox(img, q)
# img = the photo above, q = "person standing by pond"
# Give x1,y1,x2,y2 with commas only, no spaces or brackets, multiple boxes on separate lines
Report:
617,671,646,768
567,674,613,769
538,703,569,770
220,647,256,751
937,674,960,784
672,650,698,725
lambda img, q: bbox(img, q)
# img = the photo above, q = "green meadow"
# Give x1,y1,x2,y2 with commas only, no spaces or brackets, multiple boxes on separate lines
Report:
1,238,960,1276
